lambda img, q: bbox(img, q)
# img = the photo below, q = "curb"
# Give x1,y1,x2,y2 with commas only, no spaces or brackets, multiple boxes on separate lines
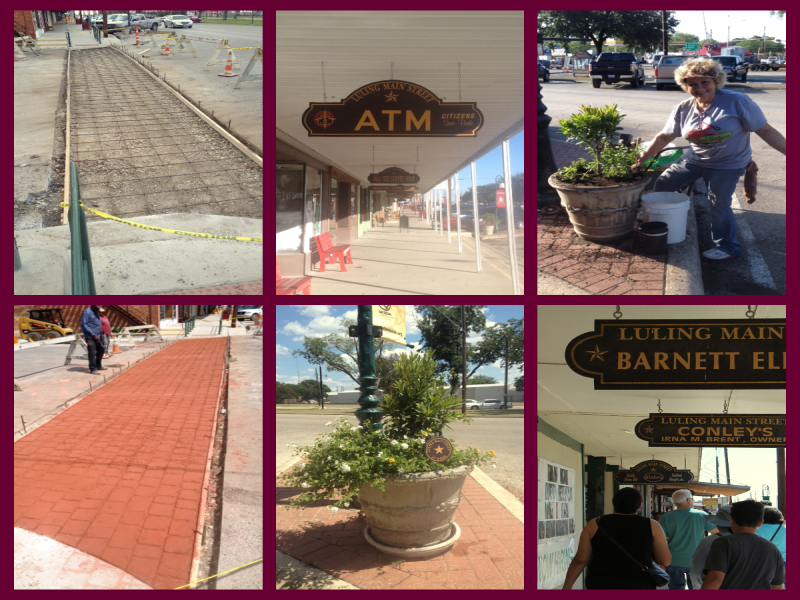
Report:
547,76,785,90
664,183,705,295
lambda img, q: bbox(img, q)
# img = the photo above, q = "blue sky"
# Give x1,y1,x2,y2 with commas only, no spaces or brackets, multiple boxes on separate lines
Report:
276,305,524,392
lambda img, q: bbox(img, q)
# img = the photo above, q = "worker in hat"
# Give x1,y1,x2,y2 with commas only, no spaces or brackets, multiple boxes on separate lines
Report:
633,56,785,261
80,306,107,374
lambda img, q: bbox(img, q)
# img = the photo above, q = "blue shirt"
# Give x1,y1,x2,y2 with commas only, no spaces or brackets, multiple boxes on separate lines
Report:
659,507,718,567
756,523,786,562
661,88,768,169
81,307,103,337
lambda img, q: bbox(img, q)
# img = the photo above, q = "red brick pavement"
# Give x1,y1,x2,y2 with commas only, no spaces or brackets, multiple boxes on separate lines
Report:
277,472,523,589
539,140,667,295
14,338,227,590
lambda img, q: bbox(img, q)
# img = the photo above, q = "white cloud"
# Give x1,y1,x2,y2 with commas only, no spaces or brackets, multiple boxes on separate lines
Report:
283,315,343,340
276,344,290,356
296,305,330,317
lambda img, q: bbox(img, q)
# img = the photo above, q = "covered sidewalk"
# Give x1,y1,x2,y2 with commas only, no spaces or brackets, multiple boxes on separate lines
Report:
302,210,522,295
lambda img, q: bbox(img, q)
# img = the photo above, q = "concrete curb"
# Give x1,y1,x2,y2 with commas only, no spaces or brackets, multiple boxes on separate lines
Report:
548,76,786,90
664,184,705,295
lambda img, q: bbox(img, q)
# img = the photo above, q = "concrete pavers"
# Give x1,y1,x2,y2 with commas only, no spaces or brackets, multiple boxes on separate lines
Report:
14,338,227,589
216,335,263,589
276,464,524,589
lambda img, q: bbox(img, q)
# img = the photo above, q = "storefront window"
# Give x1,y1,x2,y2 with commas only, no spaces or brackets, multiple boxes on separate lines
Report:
305,167,322,251
277,164,304,254
330,178,338,238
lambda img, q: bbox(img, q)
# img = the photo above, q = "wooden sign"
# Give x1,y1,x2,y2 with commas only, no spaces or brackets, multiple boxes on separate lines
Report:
368,167,420,184
424,437,453,463
368,185,419,193
565,319,786,390
613,460,694,485
302,80,484,137
635,413,786,448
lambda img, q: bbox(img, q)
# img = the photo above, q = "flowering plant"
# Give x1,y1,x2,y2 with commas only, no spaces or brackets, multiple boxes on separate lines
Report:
279,417,497,511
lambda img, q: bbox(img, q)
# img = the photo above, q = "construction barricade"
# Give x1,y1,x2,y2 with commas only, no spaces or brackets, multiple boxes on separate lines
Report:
234,47,262,89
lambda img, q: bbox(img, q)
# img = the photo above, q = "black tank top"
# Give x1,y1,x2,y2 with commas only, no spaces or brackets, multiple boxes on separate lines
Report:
586,514,656,589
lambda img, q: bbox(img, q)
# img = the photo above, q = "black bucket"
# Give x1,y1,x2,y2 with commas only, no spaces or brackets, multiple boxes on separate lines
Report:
640,221,668,255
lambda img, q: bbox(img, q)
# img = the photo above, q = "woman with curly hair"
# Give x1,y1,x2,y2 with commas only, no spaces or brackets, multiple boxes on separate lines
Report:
633,56,786,260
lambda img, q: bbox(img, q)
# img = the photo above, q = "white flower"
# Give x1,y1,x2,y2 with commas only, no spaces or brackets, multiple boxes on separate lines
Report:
403,435,408,439
299,464,305,470
391,440,398,446
301,482,309,488
357,425,363,430
492,464,497,469
303,473,308,478
329,506,339,514
326,422,332,426
400,443,408,450
351,427,358,432
377,452,382,457
286,444,290,447
341,464,351,473
339,445,344,449
399,469,404,473
344,502,350,507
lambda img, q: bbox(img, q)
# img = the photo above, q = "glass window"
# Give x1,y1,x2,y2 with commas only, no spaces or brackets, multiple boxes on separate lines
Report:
330,178,338,239
276,164,304,254
304,166,322,251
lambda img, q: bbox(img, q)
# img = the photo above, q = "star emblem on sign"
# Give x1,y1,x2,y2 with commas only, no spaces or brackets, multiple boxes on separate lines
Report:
385,91,399,102
586,345,608,361
644,426,654,434
435,445,444,454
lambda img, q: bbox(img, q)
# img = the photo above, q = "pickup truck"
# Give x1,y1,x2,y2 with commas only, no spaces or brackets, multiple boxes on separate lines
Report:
590,52,645,88
105,13,159,33
654,55,688,90
711,55,748,82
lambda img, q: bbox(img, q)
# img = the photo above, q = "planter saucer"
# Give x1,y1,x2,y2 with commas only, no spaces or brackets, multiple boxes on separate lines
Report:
364,523,461,558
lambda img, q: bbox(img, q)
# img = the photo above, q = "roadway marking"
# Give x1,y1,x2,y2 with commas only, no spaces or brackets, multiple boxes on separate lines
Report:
731,191,776,290
461,235,524,293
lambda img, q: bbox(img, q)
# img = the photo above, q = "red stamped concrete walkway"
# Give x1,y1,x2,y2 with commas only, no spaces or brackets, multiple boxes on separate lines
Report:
277,470,524,589
14,338,227,590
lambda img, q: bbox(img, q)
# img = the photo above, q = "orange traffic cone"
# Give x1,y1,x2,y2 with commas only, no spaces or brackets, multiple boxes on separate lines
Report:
113,337,122,354
161,39,171,56
217,50,237,77
135,25,139,46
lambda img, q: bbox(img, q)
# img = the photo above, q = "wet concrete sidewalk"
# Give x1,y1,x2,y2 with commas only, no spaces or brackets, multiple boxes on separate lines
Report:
14,338,227,589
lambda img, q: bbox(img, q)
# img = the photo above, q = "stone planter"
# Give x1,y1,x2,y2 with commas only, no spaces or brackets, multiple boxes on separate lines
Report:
358,464,472,558
481,225,495,235
548,173,651,242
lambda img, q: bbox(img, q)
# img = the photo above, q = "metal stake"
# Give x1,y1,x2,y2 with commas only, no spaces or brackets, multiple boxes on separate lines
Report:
21,416,26,433
227,120,231,130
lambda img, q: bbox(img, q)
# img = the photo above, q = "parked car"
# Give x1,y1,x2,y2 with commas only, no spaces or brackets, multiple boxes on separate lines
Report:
538,60,550,82
237,305,263,321
106,13,159,32
589,52,645,88
464,399,483,410
188,16,202,23
654,55,689,90
711,55,748,83
479,399,514,409
163,15,193,28
494,206,524,231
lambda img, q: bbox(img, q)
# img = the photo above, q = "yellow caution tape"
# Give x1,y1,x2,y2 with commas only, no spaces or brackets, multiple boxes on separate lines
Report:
224,44,262,50
59,202,262,242
174,558,263,589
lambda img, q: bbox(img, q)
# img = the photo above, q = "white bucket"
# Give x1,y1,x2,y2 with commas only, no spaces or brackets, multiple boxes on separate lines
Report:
641,192,690,244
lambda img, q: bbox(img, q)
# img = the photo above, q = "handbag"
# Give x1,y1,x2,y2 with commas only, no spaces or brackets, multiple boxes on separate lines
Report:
595,516,670,588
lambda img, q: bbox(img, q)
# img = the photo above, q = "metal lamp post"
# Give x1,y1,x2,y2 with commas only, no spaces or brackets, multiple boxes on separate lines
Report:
351,306,383,433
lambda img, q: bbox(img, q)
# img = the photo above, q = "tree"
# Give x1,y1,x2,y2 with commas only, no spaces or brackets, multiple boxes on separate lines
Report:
296,379,330,401
514,375,524,391
413,307,524,394
538,10,680,55
277,381,296,401
466,374,499,385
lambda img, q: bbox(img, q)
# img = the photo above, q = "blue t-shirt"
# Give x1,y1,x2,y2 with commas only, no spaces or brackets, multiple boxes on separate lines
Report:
659,507,718,567
756,523,786,562
661,88,768,169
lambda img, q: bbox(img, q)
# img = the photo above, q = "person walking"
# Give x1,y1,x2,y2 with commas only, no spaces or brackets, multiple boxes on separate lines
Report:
562,487,671,589
633,56,786,260
99,310,112,359
658,489,719,588
701,499,785,589
80,305,107,374
690,505,735,589
756,506,786,588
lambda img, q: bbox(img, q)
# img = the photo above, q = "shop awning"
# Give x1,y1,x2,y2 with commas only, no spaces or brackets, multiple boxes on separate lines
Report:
658,481,751,497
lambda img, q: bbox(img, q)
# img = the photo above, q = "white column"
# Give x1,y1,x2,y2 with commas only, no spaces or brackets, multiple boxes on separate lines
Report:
502,139,521,295
446,176,452,243
454,172,462,254
470,162,482,272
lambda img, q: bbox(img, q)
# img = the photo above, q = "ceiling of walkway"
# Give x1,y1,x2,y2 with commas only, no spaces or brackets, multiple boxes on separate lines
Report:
538,305,786,477
276,11,524,194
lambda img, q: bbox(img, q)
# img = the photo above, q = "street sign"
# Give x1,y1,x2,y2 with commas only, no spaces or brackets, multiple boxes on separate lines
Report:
564,319,786,390
372,305,406,346
635,413,786,448
685,42,698,51
368,167,420,184
613,460,694,485
496,187,506,208
302,80,484,137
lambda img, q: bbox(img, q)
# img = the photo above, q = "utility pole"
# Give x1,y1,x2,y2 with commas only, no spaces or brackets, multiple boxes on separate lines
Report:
318,366,324,409
503,336,509,408
662,11,668,56
716,454,720,483
103,11,107,37
462,306,467,415
231,305,238,328
724,447,730,484
352,306,383,433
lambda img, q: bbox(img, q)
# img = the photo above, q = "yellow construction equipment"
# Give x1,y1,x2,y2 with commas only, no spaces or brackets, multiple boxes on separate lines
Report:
19,309,74,341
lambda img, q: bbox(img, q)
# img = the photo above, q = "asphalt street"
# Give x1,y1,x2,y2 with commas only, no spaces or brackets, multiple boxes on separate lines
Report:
276,413,524,501
541,78,786,294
